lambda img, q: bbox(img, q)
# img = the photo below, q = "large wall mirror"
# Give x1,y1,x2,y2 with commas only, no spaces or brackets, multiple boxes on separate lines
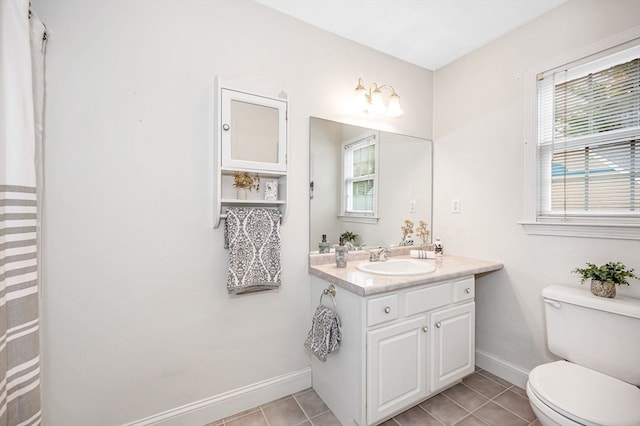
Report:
309,117,433,252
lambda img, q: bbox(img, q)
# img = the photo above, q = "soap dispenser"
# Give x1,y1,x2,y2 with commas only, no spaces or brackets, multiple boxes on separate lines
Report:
318,234,331,254
335,237,348,268
434,237,443,256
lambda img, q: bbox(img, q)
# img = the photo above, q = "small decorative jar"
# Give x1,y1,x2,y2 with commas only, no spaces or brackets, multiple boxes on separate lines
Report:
590,280,616,298
236,188,248,200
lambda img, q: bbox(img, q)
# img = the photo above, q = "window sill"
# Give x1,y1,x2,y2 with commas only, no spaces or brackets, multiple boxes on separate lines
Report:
338,215,380,225
519,221,640,240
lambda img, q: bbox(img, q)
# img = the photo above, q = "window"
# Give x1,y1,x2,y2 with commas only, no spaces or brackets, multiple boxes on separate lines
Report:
524,41,640,239
341,133,379,221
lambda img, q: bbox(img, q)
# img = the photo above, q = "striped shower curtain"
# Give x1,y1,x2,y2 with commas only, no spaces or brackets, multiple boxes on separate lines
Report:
0,0,46,424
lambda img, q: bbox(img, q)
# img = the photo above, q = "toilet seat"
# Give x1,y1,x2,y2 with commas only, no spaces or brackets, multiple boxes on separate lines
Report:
528,361,640,426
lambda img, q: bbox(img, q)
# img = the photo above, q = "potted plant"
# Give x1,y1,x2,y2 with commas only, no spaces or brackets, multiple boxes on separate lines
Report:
232,172,259,199
572,262,638,298
339,231,359,248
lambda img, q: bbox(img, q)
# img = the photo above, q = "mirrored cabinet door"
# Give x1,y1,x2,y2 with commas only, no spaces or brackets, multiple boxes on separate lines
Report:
220,88,287,172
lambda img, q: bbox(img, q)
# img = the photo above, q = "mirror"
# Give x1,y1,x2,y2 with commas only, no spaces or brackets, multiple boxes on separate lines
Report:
220,87,287,172
309,117,433,252
230,100,279,163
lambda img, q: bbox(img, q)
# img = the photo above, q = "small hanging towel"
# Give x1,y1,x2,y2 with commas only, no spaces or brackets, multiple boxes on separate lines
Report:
224,207,281,294
305,302,342,362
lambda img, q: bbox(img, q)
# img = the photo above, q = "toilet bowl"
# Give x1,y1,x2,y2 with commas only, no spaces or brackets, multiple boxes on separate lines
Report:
527,361,640,426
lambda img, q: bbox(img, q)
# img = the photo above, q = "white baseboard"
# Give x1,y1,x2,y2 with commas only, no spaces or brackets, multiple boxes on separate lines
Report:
125,367,312,426
475,349,530,389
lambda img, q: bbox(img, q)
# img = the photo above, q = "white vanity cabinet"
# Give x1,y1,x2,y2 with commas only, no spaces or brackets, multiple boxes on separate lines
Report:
309,275,476,426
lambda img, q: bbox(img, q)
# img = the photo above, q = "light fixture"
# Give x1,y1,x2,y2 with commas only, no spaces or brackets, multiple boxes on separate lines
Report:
354,78,404,117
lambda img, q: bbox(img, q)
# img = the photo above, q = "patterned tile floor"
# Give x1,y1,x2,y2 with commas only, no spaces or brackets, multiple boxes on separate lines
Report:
205,368,541,426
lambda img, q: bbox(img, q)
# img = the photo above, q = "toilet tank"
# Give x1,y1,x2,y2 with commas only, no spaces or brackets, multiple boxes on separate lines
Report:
542,285,640,385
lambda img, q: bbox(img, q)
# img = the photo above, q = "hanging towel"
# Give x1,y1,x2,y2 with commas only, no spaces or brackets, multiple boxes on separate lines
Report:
305,305,342,362
224,207,282,294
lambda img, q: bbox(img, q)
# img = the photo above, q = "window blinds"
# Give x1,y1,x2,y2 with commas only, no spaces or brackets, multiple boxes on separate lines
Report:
537,49,640,220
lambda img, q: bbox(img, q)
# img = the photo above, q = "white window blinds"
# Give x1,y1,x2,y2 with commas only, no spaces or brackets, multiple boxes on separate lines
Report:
537,45,640,221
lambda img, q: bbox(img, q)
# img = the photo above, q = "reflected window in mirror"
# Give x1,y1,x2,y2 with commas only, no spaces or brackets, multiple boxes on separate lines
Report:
342,133,378,218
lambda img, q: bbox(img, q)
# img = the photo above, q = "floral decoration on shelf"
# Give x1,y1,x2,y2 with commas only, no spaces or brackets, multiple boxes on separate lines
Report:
416,220,430,246
232,172,260,192
400,219,414,246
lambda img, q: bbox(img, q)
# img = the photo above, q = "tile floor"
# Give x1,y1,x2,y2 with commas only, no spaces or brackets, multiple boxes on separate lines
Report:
205,368,541,426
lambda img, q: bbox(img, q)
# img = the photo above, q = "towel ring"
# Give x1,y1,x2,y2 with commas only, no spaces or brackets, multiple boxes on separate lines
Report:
320,285,337,309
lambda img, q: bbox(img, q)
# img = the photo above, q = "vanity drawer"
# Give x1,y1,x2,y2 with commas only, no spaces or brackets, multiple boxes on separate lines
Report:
404,282,451,316
367,294,399,327
453,277,475,303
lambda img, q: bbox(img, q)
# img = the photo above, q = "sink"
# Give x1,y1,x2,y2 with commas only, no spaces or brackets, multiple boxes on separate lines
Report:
356,259,437,276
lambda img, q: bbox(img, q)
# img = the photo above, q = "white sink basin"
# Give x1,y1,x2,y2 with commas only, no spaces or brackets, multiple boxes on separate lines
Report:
356,259,437,276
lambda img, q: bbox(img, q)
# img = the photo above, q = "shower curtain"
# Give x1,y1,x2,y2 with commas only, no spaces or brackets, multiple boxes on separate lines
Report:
0,0,46,424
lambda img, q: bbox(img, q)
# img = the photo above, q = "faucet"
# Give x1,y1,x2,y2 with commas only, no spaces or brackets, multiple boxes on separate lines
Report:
369,247,391,262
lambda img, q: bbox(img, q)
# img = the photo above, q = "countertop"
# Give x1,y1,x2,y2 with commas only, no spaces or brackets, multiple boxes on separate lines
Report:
308,250,503,296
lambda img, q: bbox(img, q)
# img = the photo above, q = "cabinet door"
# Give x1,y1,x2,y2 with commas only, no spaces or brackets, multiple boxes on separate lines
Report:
430,302,475,392
220,88,287,172
367,317,428,424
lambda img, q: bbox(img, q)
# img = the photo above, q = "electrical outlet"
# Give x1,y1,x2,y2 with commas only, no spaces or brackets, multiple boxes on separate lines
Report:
409,200,416,213
451,198,461,214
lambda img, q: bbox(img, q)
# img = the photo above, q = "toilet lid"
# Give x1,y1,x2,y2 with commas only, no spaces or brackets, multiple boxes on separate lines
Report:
528,361,640,426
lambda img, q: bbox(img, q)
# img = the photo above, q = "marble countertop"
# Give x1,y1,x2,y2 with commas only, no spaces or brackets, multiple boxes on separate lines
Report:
308,251,503,296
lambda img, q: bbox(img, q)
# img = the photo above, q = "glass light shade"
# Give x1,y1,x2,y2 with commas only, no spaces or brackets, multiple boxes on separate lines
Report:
370,89,386,115
385,93,404,117
354,85,369,112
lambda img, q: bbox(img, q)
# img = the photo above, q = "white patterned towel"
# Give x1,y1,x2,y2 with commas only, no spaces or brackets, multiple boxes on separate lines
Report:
304,305,342,362
224,207,281,294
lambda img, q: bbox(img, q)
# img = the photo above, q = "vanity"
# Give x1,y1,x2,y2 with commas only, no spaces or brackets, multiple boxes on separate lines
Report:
308,248,503,426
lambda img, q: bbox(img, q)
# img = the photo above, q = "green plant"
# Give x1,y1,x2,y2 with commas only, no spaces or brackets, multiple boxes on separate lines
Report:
572,262,639,286
340,231,358,243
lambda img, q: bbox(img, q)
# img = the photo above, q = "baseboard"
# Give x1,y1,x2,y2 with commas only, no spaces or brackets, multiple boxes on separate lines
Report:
125,367,312,426
475,349,530,389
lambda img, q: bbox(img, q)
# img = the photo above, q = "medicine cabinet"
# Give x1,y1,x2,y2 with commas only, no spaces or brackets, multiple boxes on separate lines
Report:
212,78,288,228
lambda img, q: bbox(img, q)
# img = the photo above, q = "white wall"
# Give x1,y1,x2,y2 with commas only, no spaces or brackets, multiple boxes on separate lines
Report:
32,0,433,424
433,0,640,382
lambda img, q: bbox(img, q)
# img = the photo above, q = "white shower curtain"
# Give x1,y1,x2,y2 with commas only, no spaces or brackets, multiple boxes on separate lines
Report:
0,0,46,424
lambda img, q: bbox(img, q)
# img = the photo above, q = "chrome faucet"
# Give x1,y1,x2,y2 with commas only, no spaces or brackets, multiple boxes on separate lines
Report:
369,247,391,262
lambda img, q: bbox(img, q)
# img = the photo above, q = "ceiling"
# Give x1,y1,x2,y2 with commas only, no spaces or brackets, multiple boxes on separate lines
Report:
256,0,566,70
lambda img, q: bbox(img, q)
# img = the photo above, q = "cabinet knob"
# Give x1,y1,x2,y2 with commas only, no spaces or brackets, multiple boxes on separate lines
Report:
422,326,429,333
384,307,391,314
435,321,442,328
465,288,471,294
222,123,230,131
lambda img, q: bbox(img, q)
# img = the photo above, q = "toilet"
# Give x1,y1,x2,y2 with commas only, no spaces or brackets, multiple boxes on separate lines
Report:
527,285,640,426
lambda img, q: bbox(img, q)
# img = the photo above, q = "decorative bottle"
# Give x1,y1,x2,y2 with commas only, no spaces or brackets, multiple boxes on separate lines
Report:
318,234,331,254
434,237,443,256
335,238,348,268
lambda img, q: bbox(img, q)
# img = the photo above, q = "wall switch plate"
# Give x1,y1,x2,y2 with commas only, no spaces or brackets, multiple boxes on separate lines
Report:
451,198,461,214
409,200,416,213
